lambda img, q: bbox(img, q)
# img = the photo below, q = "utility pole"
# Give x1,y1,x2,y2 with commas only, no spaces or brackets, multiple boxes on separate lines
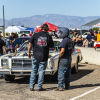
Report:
3,5,5,42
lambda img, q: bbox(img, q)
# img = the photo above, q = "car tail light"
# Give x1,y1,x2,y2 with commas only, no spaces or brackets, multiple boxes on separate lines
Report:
77,49,81,52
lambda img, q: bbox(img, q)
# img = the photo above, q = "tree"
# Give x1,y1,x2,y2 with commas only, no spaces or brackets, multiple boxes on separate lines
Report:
92,27,99,31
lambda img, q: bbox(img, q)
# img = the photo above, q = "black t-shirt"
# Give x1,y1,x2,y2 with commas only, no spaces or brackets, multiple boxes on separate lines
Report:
29,31,54,61
51,34,58,38
0,39,5,54
94,36,97,41
92,36,97,47
77,40,83,46
60,37,74,58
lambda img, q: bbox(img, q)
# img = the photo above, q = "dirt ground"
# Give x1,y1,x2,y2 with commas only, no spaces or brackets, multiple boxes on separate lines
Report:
0,63,100,100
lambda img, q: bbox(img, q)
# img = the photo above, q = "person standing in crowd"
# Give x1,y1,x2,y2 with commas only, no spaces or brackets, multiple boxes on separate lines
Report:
28,24,54,91
76,35,84,47
21,33,27,37
9,33,17,44
5,38,10,54
68,30,74,40
84,29,94,47
72,29,79,46
0,35,7,78
73,29,78,37
97,29,100,42
90,31,97,47
51,30,58,39
54,27,74,91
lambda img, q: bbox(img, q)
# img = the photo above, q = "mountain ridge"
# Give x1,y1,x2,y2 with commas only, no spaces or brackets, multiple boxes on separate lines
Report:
0,14,100,28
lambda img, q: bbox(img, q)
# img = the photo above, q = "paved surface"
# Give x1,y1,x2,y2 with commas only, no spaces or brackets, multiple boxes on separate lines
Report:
0,63,100,100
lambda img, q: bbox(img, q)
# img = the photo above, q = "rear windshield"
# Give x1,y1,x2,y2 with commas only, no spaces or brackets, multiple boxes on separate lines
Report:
19,31,30,34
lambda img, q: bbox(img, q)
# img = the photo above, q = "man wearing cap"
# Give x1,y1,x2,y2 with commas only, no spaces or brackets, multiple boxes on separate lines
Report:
54,27,74,91
90,31,97,47
68,30,74,40
51,30,58,39
84,29,94,47
73,29,78,37
28,24,54,91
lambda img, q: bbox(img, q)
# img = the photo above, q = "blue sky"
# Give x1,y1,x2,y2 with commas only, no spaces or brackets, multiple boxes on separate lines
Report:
0,0,100,20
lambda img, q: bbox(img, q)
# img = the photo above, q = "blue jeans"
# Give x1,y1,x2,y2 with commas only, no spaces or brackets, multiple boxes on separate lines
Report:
58,57,72,88
0,54,3,77
30,57,47,89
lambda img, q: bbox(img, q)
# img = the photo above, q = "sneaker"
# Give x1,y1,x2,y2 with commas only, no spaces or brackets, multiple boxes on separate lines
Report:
30,88,34,91
53,87,65,91
64,87,70,90
37,88,46,91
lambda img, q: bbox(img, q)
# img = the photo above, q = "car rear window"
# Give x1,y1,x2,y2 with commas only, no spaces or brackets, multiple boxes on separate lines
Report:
19,31,30,34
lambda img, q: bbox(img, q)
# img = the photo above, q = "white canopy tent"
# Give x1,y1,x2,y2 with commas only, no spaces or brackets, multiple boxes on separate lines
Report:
5,26,26,33
82,18,100,27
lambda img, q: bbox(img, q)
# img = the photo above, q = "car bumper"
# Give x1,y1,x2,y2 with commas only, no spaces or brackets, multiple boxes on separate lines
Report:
0,69,11,74
0,69,56,76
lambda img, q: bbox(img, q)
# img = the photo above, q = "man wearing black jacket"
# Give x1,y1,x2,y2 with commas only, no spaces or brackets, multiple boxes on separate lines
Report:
28,24,54,91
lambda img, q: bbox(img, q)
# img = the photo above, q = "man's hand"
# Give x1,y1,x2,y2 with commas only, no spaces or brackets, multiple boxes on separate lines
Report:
28,53,31,59
28,43,32,59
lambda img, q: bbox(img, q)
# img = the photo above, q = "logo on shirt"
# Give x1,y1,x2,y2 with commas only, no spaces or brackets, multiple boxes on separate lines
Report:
37,37,47,47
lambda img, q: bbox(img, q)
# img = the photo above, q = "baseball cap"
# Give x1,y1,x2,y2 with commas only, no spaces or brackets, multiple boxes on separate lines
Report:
42,24,48,27
94,31,97,33
70,30,73,32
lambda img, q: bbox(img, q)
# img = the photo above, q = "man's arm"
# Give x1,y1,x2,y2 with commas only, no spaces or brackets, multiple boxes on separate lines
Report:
59,48,65,59
3,46,7,54
28,43,32,59
83,39,87,45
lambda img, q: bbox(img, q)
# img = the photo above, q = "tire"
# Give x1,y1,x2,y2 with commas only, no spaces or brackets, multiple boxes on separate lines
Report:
71,59,79,73
4,75,15,81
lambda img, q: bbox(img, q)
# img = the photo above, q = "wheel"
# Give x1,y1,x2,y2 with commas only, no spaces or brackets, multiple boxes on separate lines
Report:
71,60,78,73
4,75,15,81
51,71,58,82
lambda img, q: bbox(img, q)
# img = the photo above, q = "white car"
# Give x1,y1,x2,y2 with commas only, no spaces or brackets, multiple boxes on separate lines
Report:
0,39,83,81
82,32,89,39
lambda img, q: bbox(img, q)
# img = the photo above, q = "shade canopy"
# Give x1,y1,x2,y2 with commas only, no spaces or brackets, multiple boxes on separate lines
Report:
82,18,100,27
25,28,34,31
35,22,59,32
5,26,26,32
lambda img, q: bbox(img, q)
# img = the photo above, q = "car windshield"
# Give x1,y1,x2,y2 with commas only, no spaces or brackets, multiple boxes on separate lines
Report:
12,38,29,48
18,41,61,52
19,31,30,34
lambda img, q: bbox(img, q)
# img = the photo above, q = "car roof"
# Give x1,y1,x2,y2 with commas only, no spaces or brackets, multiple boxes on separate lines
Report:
23,39,62,44
53,39,62,42
20,30,31,32
18,36,31,39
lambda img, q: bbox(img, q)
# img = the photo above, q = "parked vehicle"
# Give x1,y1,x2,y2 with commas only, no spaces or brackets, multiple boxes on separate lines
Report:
18,30,32,37
82,32,89,39
0,39,83,82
